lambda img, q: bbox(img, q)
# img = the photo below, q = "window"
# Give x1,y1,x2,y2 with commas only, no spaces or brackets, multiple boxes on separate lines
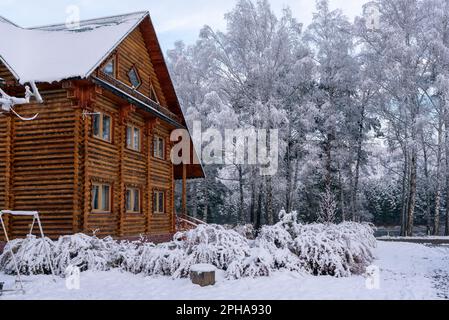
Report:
153,190,165,214
102,58,115,77
92,183,111,213
128,67,141,89
93,112,112,142
153,136,165,159
126,125,141,151
149,84,159,103
125,187,141,213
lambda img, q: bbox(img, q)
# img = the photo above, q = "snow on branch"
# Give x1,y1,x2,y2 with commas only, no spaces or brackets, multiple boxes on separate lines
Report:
0,213,376,280
0,81,43,121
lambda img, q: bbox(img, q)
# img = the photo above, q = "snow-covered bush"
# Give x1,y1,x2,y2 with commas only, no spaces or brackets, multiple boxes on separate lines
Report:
120,224,252,279
0,211,376,279
251,223,302,273
172,224,251,278
232,224,256,240
0,233,137,276
123,241,185,277
0,235,55,275
52,234,122,274
291,223,375,277
256,211,376,277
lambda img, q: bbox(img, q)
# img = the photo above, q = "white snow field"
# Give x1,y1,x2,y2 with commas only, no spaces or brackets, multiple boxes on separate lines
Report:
0,241,448,300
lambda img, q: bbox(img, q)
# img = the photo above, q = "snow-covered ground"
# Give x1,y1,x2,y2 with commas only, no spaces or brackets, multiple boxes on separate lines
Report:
0,241,448,300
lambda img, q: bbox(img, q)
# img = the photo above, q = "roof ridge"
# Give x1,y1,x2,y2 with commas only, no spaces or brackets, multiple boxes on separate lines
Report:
0,16,21,28
27,11,149,30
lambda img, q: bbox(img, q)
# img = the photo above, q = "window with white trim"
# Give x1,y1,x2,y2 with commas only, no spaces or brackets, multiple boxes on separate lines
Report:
93,112,112,142
125,187,141,213
92,183,111,213
153,136,165,159
153,190,165,214
128,67,141,89
126,125,141,151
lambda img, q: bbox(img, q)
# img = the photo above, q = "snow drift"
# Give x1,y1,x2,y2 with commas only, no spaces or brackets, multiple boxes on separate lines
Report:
0,211,376,279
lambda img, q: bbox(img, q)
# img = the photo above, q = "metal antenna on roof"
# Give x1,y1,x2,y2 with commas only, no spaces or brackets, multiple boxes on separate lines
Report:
0,81,43,121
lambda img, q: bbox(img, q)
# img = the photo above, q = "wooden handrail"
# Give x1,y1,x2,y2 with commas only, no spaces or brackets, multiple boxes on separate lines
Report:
178,217,198,227
176,214,206,232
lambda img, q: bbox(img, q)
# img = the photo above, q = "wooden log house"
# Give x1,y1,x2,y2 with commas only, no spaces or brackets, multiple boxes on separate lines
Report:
0,12,204,241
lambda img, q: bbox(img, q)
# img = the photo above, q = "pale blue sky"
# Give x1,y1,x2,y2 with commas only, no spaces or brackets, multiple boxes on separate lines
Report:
0,0,367,51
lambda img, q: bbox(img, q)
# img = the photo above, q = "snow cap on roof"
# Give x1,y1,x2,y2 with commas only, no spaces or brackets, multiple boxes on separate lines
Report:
0,12,149,84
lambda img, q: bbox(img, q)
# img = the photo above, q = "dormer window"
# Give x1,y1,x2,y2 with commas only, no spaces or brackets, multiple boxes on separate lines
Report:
128,67,141,89
102,58,115,78
149,84,159,104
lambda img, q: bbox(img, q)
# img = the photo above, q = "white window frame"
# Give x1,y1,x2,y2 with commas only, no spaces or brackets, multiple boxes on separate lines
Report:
153,135,165,160
126,125,141,152
128,66,142,89
153,190,165,214
92,183,112,213
93,112,112,143
125,187,141,214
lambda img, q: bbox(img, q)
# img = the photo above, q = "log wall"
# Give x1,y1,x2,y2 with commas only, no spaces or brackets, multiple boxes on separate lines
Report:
0,89,76,240
76,91,175,238
115,27,168,108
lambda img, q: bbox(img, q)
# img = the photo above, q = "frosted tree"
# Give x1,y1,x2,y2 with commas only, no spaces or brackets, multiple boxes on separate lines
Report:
167,41,232,222
166,0,449,230
318,187,338,224
196,0,313,227
356,0,433,236
304,0,359,221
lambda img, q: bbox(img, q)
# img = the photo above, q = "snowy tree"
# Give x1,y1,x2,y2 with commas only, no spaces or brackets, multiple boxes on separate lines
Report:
318,187,338,224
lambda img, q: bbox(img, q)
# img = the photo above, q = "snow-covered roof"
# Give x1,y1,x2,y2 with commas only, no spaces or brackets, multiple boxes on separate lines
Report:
0,12,149,84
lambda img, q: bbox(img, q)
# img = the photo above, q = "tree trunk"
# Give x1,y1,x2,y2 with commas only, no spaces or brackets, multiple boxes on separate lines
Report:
421,132,432,235
400,155,409,237
352,106,365,222
238,165,245,224
266,176,274,225
406,150,417,236
324,134,333,191
291,159,300,213
191,183,198,219
433,119,443,235
445,109,449,236
285,129,293,213
250,171,256,225
338,165,346,222
255,186,263,233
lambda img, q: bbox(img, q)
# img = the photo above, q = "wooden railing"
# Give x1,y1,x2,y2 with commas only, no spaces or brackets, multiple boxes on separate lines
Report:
176,214,206,232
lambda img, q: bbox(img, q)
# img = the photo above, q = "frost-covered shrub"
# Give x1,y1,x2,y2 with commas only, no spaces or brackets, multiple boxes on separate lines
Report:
120,224,252,279
124,242,185,277
0,235,55,275
53,234,112,273
172,224,251,278
249,210,376,277
232,224,256,240
0,233,136,276
252,223,302,272
235,247,273,278
0,212,376,279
